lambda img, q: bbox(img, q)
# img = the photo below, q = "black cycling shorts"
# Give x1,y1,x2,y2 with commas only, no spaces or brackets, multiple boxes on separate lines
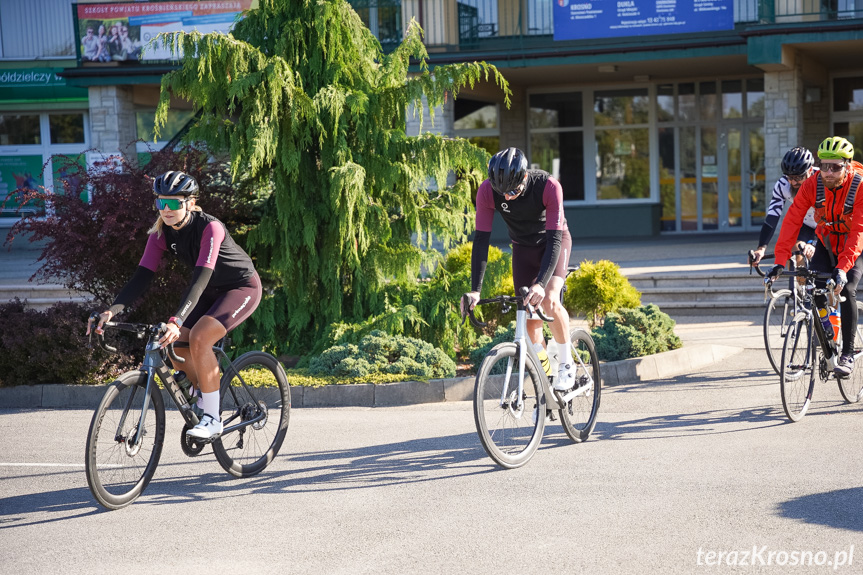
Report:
797,225,816,244
511,228,573,292
183,272,262,332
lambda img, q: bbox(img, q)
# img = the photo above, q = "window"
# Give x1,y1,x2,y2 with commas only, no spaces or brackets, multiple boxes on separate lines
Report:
49,114,85,144
594,89,649,201
529,92,584,200
453,100,499,156
0,114,41,145
832,76,863,162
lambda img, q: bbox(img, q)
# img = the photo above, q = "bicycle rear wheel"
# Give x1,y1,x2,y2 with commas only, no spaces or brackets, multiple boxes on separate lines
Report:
558,328,601,443
780,316,815,422
85,370,165,510
212,351,291,478
838,300,863,403
764,289,793,375
473,342,545,469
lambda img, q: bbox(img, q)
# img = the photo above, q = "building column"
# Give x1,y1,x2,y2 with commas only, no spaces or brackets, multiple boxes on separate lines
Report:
88,85,137,160
763,53,804,186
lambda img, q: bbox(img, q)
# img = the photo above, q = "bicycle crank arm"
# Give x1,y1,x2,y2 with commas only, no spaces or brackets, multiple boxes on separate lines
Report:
560,381,594,403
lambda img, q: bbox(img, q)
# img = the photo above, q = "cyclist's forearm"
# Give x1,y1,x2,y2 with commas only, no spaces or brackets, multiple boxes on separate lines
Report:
173,266,213,323
536,229,563,288
757,214,780,248
109,266,155,315
471,230,491,293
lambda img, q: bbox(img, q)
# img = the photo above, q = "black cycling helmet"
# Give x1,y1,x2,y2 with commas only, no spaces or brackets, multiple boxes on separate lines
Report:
488,147,528,196
153,171,199,196
780,147,815,176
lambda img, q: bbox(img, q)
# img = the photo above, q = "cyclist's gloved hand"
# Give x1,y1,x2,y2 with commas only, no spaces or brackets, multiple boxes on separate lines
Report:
832,268,847,290
766,264,784,283
461,291,480,316
749,247,766,265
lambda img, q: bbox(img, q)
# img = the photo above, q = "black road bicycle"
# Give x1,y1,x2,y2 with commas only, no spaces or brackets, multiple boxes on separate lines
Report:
764,268,863,422
85,319,290,509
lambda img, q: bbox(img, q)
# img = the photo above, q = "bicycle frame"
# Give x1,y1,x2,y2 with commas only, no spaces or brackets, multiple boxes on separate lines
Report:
96,323,268,448
779,269,843,373
471,294,595,413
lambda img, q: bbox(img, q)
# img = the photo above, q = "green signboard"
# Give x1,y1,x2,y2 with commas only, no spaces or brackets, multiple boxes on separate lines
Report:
0,67,88,103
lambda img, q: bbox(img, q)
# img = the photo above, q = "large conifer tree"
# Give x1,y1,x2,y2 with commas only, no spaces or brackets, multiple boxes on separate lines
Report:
156,0,509,353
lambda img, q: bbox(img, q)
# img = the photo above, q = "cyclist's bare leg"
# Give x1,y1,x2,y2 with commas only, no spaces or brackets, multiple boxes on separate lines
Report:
540,276,570,345
188,316,227,394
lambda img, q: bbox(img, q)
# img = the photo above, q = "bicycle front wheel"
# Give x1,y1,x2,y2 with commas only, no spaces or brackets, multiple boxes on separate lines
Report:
764,289,793,375
780,316,814,422
212,351,291,478
559,328,601,443
473,342,545,469
85,370,165,510
838,300,863,403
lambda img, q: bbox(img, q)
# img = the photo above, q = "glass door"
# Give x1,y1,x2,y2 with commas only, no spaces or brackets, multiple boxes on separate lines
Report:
719,123,764,231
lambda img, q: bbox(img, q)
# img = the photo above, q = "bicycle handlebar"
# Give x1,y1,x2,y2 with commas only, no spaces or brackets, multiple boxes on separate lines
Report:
749,250,807,278
461,288,555,329
88,314,184,364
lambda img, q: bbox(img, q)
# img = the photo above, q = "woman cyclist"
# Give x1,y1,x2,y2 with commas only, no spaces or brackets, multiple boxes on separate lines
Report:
87,171,262,440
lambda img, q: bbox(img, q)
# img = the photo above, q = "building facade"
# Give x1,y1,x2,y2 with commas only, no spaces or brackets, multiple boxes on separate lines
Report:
1,0,862,242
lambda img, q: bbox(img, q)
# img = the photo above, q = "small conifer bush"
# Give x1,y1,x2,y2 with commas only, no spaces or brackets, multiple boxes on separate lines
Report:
591,304,682,361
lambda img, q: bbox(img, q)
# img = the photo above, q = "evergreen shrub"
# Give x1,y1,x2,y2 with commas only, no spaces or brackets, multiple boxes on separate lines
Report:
564,260,641,327
308,330,456,379
591,304,682,361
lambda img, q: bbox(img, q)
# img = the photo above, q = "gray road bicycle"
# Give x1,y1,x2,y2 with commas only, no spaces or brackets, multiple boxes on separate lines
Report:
85,319,290,509
463,289,600,469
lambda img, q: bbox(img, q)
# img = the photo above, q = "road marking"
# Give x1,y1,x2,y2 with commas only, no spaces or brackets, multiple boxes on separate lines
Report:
0,463,85,467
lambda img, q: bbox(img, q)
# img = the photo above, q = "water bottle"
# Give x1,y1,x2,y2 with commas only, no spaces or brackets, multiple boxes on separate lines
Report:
175,370,195,402
533,343,552,376
819,307,834,340
829,306,842,342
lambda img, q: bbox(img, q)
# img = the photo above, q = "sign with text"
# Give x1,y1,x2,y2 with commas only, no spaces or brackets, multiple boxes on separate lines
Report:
553,0,734,41
75,1,257,64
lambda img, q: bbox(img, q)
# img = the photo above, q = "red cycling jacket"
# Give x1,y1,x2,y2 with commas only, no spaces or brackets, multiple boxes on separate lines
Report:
775,160,863,272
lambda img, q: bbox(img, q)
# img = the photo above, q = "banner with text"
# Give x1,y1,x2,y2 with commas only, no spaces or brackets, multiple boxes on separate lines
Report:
553,0,734,41
76,1,257,63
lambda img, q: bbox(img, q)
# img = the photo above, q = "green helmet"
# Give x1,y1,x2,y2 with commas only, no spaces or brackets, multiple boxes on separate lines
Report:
817,136,854,160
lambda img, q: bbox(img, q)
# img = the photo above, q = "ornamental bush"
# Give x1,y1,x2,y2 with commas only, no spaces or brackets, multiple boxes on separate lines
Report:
591,304,682,361
564,260,641,327
308,330,456,379
0,299,138,387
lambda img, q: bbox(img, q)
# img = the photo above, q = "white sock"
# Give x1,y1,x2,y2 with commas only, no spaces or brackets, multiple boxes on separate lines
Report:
200,390,220,421
556,340,573,366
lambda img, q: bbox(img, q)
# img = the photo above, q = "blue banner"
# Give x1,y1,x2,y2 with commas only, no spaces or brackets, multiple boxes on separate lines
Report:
553,0,734,41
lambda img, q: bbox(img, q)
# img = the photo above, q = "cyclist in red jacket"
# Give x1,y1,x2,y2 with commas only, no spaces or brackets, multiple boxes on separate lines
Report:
768,137,863,375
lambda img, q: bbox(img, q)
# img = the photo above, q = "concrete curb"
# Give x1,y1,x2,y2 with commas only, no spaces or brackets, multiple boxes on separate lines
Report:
0,344,744,410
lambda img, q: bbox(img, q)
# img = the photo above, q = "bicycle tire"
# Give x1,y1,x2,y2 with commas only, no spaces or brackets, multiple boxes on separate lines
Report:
85,370,165,510
558,328,601,443
212,351,291,478
473,342,545,469
837,300,863,403
779,316,815,422
764,289,793,376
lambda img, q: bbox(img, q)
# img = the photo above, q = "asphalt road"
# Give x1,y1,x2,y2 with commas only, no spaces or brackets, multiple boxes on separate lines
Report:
2,348,863,574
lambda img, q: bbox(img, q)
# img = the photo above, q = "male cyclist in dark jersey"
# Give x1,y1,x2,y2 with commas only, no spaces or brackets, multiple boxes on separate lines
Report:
87,171,262,441
461,147,577,391
750,147,819,266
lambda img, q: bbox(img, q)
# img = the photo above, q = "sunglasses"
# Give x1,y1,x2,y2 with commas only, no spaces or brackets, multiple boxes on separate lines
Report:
155,198,188,211
785,173,808,182
820,163,846,174
496,184,525,198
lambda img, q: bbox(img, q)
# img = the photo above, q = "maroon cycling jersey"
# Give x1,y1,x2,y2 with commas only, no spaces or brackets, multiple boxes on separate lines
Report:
475,169,568,246
140,211,255,288
110,211,256,324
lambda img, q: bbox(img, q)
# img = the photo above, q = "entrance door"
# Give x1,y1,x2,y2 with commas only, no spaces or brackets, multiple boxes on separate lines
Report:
716,123,764,231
